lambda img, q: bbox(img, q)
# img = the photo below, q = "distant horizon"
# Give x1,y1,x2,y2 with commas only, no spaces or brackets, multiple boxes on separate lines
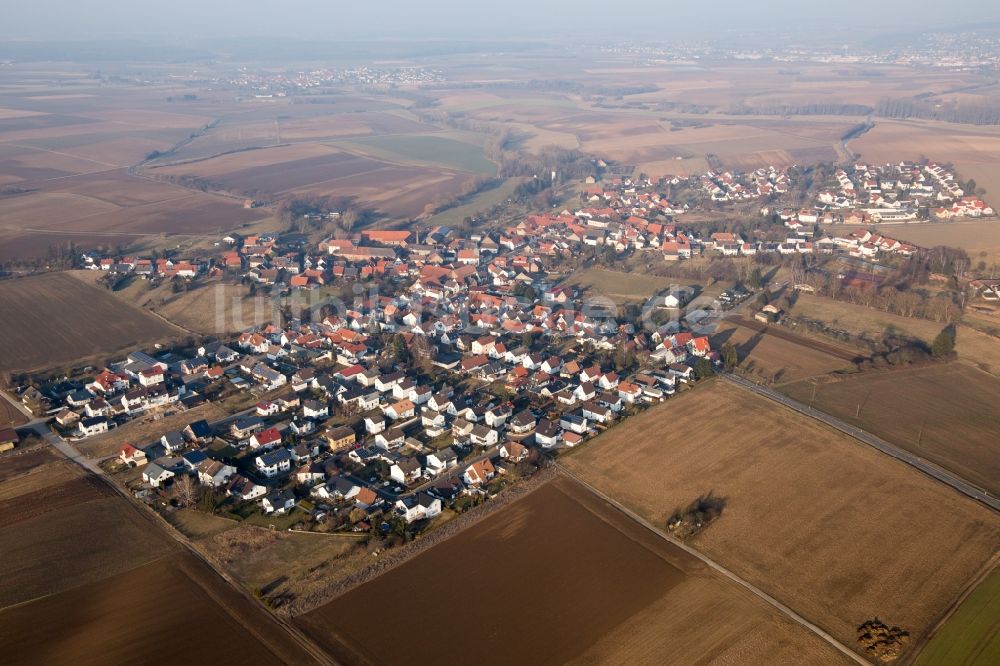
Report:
4,1,999,43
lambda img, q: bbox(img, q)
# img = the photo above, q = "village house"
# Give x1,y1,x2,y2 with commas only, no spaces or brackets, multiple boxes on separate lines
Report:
390,457,423,485
142,462,175,488
197,460,237,487
463,459,496,487
323,425,356,451
119,443,147,466
255,448,292,478
395,492,442,523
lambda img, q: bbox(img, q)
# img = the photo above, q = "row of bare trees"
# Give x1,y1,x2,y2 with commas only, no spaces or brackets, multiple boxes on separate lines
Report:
800,271,964,323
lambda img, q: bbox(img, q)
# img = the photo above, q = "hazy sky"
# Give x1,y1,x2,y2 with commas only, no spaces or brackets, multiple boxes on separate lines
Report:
4,0,998,41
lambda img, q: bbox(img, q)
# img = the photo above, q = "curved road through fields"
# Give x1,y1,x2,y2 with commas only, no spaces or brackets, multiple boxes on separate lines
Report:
721,373,1000,512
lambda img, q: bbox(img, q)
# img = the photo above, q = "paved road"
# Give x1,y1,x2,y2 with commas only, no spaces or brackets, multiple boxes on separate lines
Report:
1,389,36,423
721,373,1000,512
556,464,868,665
352,445,500,502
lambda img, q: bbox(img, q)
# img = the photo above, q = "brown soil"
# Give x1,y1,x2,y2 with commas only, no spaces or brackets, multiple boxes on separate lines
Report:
298,477,847,665
564,381,1000,657
0,272,181,373
0,474,110,528
0,552,311,665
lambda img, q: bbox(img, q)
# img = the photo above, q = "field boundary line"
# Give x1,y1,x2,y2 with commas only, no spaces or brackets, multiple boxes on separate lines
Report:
1,389,35,421
554,464,869,665
721,373,1000,512
288,467,557,616
898,553,1000,666
45,437,336,666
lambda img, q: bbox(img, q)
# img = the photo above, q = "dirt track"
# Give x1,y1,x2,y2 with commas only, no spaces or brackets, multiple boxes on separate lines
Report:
726,314,864,363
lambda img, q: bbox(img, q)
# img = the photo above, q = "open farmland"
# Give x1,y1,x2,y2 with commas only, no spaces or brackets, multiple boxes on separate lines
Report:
780,364,1000,496
0,553,303,665
712,316,859,383
434,85,856,176
149,141,485,220
0,447,61,485
0,272,182,373
563,380,1000,659
0,474,110,528
915,567,1000,666
0,171,269,262
0,485,177,609
0,447,319,664
298,477,848,666
333,133,497,174
158,104,437,163
0,398,28,427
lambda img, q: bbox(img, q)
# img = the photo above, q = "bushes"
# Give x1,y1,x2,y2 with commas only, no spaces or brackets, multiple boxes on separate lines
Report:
666,493,726,539
857,618,910,662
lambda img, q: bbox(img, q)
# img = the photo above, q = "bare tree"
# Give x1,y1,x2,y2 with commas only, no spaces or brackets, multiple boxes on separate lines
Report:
173,475,197,507
340,209,358,232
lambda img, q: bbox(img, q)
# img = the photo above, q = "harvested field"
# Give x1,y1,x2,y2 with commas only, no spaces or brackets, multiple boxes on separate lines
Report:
150,142,480,220
0,191,119,230
0,229,145,263
160,149,387,195
915,567,1000,666
292,165,474,219
843,221,1000,266
335,134,497,174
0,457,82,501
0,441,318,663
563,267,675,303
0,398,28,427
0,496,177,608
0,552,312,665
713,316,859,383
0,169,267,260
36,168,191,206
0,474,109,528
563,380,1000,659
780,364,1000,496
0,447,60,484
298,477,848,666
58,194,265,235
0,272,181,373
0,143,113,180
